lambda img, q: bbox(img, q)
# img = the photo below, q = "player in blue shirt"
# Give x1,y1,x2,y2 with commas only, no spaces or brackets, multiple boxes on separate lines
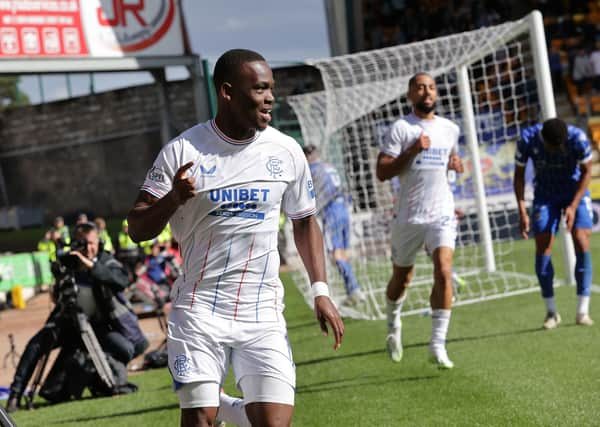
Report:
514,118,594,329
304,145,366,306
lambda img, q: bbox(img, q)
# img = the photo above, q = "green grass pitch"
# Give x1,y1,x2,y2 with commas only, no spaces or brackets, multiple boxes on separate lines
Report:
10,234,600,426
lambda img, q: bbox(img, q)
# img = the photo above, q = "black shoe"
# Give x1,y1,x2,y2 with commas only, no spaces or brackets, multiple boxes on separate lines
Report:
5,394,19,413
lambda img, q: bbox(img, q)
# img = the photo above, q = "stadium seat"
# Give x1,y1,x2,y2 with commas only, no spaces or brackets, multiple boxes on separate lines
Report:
588,117,600,148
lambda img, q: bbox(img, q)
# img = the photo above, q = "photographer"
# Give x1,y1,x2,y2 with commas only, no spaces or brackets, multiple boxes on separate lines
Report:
5,222,148,413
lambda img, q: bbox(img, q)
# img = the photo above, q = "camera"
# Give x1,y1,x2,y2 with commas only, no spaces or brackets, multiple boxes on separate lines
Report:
56,239,88,270
54,272,79,311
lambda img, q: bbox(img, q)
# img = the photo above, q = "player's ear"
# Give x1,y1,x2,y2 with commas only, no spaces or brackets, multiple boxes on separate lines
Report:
220,82,233,101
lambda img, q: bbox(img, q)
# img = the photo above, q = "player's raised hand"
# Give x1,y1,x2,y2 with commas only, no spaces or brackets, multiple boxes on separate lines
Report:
412,132,431,153
449,154,464,173
519,213,530,239
171,161,196,206
408,132,430,155
314,296,344,350
564,205,576,231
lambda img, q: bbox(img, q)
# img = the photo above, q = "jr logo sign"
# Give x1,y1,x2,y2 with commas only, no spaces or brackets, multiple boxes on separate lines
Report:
82,0,183,56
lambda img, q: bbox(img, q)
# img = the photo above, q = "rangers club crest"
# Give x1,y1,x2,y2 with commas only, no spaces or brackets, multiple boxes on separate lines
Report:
266,157,283,178
174,354,190,376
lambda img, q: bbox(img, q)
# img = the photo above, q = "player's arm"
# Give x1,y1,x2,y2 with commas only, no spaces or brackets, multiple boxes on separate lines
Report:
513,164,529,239
127,162,196,242
448,139,464,173
564,160,592,231
292,214,344,350
376,133,430,181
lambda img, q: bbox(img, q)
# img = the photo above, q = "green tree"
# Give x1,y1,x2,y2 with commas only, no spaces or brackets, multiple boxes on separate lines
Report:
0,76,29,110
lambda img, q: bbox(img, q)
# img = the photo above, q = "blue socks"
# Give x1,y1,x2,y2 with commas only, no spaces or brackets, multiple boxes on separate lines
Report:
535,255,554,298
575,252,592,297
336,259,360,295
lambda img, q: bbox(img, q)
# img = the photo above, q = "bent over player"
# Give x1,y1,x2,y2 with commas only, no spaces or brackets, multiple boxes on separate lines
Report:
514,118,594,329
128,49,344,427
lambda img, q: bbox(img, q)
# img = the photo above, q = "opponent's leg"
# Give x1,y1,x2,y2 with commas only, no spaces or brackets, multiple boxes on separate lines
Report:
572,220,593,326
535,233,560,328
532,202,561,329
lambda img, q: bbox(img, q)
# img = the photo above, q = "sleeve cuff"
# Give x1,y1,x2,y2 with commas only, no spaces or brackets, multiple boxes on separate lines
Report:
140,185,167,199
287,207,317,219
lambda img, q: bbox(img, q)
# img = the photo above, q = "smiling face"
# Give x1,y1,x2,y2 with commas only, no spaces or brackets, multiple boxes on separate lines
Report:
220,60,275,137
408,73,437,117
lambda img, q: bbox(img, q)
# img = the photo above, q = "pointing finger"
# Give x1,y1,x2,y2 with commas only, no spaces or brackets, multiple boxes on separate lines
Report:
175,161,194,179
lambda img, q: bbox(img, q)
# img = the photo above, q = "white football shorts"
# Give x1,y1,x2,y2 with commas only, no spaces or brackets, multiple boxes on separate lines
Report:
168,307,296,407
390,219,457,267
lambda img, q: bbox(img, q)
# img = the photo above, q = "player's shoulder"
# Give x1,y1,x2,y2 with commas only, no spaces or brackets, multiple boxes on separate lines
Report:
567,125,589,143
433,115,460,138
259,125,303,155
389,115,420,137
164,121,210,151
392,115,416,128
519,123,543,142
434,115,459,132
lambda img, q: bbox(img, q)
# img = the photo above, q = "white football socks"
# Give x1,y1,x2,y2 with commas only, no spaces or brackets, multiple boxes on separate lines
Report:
544,297,557,314
430,309,451,353
219,391,251,427
386,294,406,333
577,295,590,316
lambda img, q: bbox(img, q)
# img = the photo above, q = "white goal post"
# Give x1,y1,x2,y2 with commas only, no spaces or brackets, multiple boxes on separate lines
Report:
285,11,577,319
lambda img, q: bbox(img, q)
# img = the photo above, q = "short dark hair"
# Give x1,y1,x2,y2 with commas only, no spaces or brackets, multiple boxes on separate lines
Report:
408,72,433,89
541,118,568,146
74,221,97,236
302,144,317,156
213,49,266,90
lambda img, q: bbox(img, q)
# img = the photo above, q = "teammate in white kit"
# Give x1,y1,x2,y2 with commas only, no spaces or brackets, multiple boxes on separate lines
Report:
376,73,463,369
127,49,344,427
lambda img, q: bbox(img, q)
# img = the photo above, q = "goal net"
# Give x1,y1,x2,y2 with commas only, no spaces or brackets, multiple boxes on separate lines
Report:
285,12,559,319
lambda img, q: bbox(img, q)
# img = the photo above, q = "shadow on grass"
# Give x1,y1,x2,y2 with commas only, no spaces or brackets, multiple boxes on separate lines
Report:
287,320,319,331
296,326,546,367
51,403,178,424
295,347,385,367
296,373,439,395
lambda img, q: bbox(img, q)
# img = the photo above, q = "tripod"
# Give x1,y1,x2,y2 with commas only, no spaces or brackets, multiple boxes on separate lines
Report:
25,311,116,408
24,273,116,409
151,287,168,352
2,334,20,369
0,406,17,427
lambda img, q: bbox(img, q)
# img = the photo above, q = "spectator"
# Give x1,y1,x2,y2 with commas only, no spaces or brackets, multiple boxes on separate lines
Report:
590,42,600,92
572,47,593,95
94,217,115,254
76,213,89,225
53,216,70,245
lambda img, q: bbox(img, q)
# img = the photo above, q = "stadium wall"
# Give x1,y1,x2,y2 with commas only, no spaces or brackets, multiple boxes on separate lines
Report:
0,80,200,222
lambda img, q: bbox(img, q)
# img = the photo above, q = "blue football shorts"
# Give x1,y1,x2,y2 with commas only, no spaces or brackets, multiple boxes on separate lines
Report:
532,193,593,234
322,201,350,251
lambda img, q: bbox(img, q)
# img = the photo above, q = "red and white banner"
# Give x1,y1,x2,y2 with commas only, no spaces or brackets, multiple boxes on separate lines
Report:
0,0,185,58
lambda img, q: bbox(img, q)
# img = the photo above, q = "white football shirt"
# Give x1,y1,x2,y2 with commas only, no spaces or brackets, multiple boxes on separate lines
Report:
141,120,316,322
381,113,460,224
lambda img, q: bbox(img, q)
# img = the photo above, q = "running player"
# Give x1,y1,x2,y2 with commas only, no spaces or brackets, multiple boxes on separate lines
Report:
376,72,463,369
